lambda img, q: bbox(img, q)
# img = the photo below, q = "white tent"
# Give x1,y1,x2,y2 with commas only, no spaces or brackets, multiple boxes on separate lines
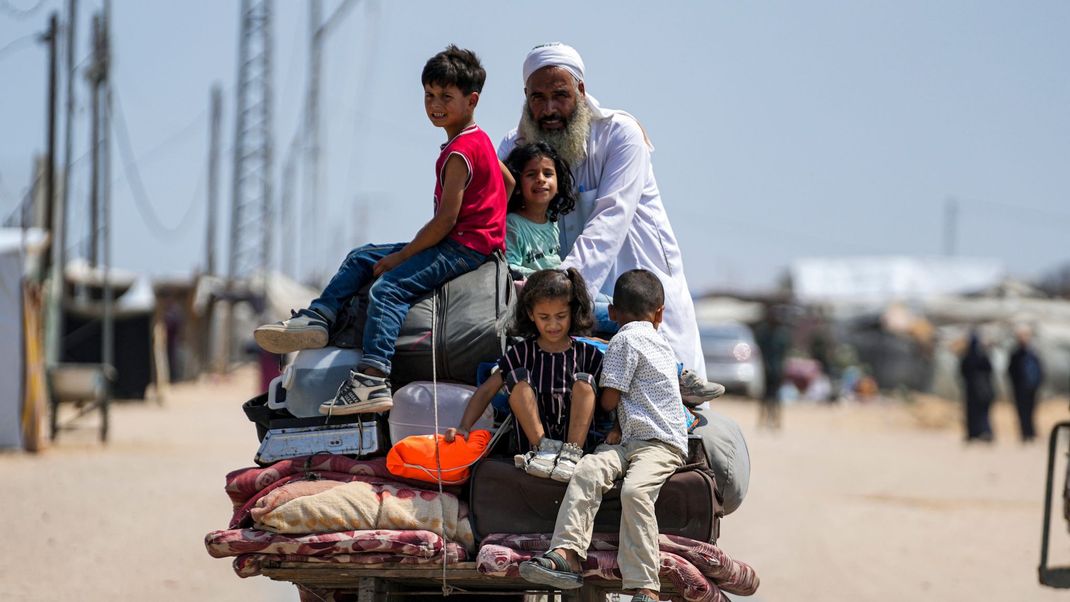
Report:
791,256,1005,305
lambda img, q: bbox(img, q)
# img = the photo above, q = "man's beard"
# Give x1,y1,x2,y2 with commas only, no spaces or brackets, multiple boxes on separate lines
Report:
518,100,592,167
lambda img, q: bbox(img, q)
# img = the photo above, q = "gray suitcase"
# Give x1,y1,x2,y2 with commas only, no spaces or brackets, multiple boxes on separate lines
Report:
254,417,386,465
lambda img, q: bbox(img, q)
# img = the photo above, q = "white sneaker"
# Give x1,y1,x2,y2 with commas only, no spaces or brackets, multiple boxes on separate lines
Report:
254,308,329,354
679,369,726,407
514,437,563,479
550,442,583,482
319,370,393,415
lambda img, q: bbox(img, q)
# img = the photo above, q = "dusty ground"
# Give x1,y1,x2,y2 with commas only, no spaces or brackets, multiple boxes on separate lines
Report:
1,368,293,602
718,392,1070,602
2,367,1068,601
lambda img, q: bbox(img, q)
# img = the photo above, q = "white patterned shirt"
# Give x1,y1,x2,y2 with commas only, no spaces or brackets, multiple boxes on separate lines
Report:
600,321,688,457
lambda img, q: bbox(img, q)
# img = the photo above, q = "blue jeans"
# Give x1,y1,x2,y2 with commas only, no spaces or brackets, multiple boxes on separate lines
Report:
309,239,487,376
593,292,619,336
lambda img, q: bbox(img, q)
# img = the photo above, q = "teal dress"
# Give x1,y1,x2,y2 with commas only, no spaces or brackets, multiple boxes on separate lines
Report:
505,213,562,277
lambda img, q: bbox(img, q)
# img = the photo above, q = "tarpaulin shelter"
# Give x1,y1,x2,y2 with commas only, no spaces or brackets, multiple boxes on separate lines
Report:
0,228,48,450
60,261,157,400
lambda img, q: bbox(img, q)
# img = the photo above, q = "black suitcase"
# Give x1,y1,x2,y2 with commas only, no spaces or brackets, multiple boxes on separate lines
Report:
469,437,722,544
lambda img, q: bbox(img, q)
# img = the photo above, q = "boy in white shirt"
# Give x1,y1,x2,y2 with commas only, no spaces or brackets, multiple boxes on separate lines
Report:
519,269,688,602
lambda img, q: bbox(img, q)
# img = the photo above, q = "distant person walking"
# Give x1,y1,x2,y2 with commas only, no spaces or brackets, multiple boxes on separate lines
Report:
959,331,994,443
1008,326,1043,442
755,306,790,429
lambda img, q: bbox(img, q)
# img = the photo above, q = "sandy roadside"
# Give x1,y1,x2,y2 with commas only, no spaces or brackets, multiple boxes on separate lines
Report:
1,367,294,602
2,367,1067,601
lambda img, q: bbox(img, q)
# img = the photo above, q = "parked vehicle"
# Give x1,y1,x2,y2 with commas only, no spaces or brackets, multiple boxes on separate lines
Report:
701,322,765,400
1040,411,1070,588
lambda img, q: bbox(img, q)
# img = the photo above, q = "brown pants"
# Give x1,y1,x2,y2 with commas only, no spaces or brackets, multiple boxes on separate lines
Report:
549,439,684,591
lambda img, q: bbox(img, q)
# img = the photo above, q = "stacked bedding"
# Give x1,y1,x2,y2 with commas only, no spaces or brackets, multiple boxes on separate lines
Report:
206,453,760,599
206,454,472,578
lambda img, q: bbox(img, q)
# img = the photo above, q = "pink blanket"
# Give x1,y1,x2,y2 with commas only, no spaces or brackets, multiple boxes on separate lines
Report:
205,528,464,560
227,454,462,499
480,533,759,596
233,549,465,579
224,457,466,529
478,544,726,602
224,455,395,509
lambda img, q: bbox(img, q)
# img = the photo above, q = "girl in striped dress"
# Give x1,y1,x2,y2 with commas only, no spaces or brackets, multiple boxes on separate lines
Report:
446,268,603,482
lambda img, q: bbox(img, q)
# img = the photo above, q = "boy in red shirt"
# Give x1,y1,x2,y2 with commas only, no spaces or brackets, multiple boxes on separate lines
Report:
255,45,514,414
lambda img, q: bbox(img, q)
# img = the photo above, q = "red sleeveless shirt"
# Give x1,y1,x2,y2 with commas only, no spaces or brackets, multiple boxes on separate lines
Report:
434,124,507,255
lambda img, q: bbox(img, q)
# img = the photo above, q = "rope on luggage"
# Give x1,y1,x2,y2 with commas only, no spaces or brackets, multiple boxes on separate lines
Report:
430,294,457,596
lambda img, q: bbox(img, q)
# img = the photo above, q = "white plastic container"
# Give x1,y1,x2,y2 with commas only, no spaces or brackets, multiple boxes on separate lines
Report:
281,347,363,418
388,381,494,443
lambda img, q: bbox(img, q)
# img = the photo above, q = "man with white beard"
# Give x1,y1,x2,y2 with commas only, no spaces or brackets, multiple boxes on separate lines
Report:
499,42,708,383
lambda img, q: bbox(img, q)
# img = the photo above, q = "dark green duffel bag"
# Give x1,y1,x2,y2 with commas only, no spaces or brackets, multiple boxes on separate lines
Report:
329,251,514,388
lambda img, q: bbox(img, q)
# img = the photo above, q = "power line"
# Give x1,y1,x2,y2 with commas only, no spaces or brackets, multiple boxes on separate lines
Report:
0,169,12,205
318,0,359,39
1,171,41,226
106,92,208,174
110,89,203,239
0,31,38,61
342,0,379,199
956,195,1070,225
0,0,47,20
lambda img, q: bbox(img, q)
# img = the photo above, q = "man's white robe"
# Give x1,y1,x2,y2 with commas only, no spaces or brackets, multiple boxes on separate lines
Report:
499,107,706,378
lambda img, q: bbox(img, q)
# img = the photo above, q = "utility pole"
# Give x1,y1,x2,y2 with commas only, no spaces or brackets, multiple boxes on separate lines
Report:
300,0,360,282
943,196,958,257
279,152,296,278
260,21,275,286
87,13,103,269
205,84,222,276
101,0,113,378
42,12,61,365
226,0,274,366
302,0,322,281
60,0,76,271
228,0,275,285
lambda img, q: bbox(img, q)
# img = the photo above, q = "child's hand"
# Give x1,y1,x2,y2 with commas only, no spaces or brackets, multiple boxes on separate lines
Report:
443,427,469,443
374,252,406,276
605,425,622,445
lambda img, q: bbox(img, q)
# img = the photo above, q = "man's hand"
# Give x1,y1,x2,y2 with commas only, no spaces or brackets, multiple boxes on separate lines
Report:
605,425,622,445
374,252,407,277
443,427,469,443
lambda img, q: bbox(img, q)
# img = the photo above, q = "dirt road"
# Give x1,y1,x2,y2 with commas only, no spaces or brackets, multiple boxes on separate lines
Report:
2,367,1066,601
716,394,1068,601
1,369,293,601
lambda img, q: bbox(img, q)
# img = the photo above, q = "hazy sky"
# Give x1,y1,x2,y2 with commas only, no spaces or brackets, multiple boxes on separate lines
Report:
2,0,1068,293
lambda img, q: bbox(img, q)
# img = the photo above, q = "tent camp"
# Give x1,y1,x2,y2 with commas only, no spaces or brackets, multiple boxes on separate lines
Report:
61,260,157,400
